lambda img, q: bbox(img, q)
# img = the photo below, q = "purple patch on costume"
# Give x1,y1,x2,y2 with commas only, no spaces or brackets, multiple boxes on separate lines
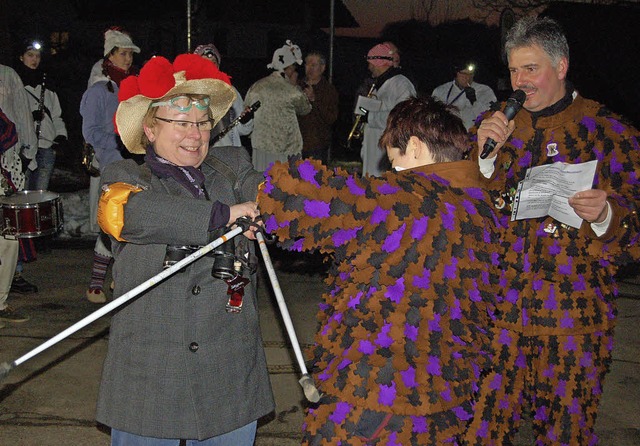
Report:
426,356,442,376
318,369,331,381
262,176,274,194
428,313,442,332
558,258,572,275
573,275,587,291
385,277,405,304
333,227,360,246
569,398,581,415
339,271,350,281
348,292,363,310
411,216,429,239
533,279,543,291
534,405,548,421
378,381,397,406
466,187,485,200
511,138,524,150
548,241,561,256
498,329,512,346
582,116,597,133
411,416,428,433
506,288,519,304
371,206,390,225
515,351,527,368
580,351,593,368
477,420,489,438
405,323,418,341
264,215,278,233
610,155,623,174
444,257,459,280
543,364,554,378
329,401,351,424
522,308,529,326
555,380,567,397
297,160,321,187
377,183,400,194
440,387,452,402
449,299,462,320
518,150,532,168
469,282,481,302
560,312,574,329
358,339,375,355
452,405,473,421
564,336,577,351
346,176,365,195
442,203,456,231
304,199,330,218
608,117,625,134
291,239,304,252
499,396,510,410
512,237,523,253
461,199,478,215
337,358,352,371
382,224,406,253
375,323,394,348
544,285,557,310
413,268,432,289
401,367,417,388
490,373,503,390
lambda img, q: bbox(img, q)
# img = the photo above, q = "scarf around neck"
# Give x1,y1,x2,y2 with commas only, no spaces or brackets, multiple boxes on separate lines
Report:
144,145,206,198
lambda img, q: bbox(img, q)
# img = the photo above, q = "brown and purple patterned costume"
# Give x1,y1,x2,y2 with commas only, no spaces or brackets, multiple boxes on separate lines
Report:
465,94,640,445
258,158,503,445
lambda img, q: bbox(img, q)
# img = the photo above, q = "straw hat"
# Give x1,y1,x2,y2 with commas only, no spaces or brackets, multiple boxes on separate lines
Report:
115,53,236,154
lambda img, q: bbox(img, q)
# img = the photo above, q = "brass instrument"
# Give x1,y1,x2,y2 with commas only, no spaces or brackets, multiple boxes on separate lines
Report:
347,82,376,147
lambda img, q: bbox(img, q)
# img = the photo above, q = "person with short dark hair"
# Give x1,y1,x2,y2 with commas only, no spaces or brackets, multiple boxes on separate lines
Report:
258,96,503,444
465,16,640,445
297,51,339,164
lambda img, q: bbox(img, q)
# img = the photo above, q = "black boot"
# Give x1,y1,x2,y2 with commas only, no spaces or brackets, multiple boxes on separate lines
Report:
10,273,38,294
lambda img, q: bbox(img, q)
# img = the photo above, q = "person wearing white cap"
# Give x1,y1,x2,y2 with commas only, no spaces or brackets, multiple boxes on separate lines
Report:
356,43,416,177
244,40,311,171
80,26,140,304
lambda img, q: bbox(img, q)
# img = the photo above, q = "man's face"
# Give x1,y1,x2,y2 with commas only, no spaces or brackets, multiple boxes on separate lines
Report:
455,70,474,88
368,62,388,78
508,44,568,112
304,55,325,82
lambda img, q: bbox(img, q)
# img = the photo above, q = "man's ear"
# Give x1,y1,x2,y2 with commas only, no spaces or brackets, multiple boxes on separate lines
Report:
143,124,156,143
408,136,424,159
557,56,569,81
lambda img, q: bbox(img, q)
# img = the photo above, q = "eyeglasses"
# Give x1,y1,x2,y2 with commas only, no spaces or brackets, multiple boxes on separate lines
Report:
151,96,210,112
154,116,214,133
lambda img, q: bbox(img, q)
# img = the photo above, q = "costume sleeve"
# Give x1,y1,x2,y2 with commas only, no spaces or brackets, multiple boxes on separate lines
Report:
291,86,312,116
258,157,405,256
584,114,640,265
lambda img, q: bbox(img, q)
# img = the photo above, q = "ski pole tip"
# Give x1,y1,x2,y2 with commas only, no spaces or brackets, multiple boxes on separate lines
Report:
0,361,15,383
299,374,321,403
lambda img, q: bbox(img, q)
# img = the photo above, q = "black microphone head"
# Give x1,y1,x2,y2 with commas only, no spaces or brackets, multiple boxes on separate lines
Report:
510,89,526,106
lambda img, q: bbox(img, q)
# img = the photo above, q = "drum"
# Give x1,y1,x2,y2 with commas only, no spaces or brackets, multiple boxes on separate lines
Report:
0,190,63,238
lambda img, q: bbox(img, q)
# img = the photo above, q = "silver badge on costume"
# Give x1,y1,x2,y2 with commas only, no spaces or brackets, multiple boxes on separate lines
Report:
546,143,559,157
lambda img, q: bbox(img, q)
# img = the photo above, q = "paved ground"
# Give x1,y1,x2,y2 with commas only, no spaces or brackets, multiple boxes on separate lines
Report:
0,243,639,445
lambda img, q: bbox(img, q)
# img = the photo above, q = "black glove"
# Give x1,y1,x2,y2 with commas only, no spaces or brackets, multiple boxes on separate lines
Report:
32,110,44,122
51,135,67,152
464,87,477,104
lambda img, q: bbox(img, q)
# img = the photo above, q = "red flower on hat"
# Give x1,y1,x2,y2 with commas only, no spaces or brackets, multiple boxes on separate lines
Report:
117,54,232,104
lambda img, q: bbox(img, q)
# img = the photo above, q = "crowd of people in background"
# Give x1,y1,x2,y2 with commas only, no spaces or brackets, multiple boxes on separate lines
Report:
0,13,639,446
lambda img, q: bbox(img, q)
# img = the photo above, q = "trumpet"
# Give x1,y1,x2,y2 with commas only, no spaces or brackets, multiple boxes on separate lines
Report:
347,82,376,147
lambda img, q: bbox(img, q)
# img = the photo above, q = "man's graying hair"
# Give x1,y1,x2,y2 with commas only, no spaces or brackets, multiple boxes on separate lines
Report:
505,16,570,67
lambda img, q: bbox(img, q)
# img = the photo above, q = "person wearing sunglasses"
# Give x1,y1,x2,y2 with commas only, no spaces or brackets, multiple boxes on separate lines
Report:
93,54,272,445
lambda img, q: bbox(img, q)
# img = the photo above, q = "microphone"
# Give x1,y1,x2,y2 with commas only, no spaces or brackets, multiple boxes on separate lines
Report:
479,89,527,159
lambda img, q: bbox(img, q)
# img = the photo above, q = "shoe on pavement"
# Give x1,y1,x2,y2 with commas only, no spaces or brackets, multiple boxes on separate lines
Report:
0,306,30,323
86,288,107,304
10,273,39,294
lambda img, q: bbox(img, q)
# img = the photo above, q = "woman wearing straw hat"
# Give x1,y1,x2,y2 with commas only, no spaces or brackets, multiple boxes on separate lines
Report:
94,53,273,445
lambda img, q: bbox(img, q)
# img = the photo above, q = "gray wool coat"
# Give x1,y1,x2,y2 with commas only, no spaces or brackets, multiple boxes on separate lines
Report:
95,147,274,440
